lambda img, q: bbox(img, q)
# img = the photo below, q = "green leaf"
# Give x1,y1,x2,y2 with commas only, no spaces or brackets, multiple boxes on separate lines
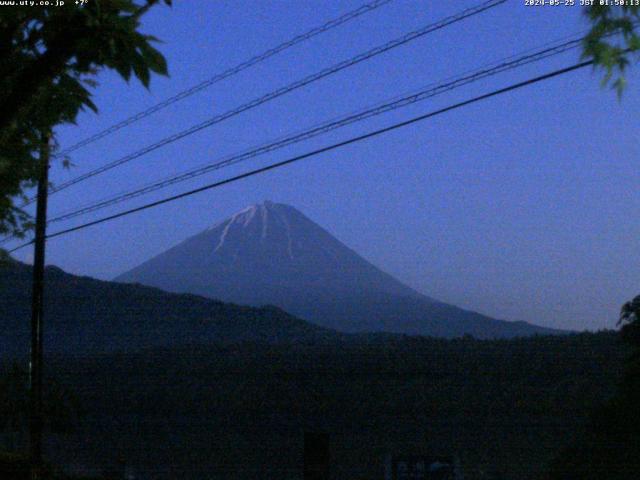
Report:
139,41,168,76
131,54,150,88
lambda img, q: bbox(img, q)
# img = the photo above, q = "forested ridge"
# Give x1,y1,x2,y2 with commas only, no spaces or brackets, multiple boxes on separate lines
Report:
0,331,625,479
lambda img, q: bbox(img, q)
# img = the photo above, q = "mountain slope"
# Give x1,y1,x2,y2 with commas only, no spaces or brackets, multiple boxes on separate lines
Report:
116,201,562,338
0,259,339,357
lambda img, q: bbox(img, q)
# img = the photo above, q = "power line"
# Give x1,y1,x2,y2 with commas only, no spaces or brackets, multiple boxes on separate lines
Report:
45,27,598,222
0,236,15,247
8,59,594,254
53,0,395,159
31,0,506,201
46,36,583,225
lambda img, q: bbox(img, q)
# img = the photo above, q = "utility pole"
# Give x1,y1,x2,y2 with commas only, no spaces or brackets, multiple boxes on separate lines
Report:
30,130,51,480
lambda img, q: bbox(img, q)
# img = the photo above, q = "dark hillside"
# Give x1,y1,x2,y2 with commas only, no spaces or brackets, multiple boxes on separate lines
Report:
0,260,338,356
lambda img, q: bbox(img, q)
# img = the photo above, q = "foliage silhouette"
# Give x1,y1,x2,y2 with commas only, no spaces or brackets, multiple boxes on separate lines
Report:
546,296,640,480
0,0,170,237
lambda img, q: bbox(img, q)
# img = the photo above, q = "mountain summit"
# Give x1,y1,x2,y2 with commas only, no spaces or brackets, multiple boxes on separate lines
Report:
115,201,561,338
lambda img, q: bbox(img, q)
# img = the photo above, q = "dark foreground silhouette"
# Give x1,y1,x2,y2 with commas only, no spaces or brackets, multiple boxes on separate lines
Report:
0,332,628,479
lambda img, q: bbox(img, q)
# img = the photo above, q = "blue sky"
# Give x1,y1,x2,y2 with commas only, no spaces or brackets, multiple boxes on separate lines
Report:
10,0,640,331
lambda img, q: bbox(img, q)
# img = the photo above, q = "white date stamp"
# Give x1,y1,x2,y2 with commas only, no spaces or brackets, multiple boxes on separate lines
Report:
524,0,640,5
524,0,579,6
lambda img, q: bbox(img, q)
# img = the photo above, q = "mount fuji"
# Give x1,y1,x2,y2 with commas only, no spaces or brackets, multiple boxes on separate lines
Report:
115,201,561,338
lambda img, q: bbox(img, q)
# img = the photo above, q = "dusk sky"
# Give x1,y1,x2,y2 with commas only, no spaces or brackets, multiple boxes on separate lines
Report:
9,0,640,332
